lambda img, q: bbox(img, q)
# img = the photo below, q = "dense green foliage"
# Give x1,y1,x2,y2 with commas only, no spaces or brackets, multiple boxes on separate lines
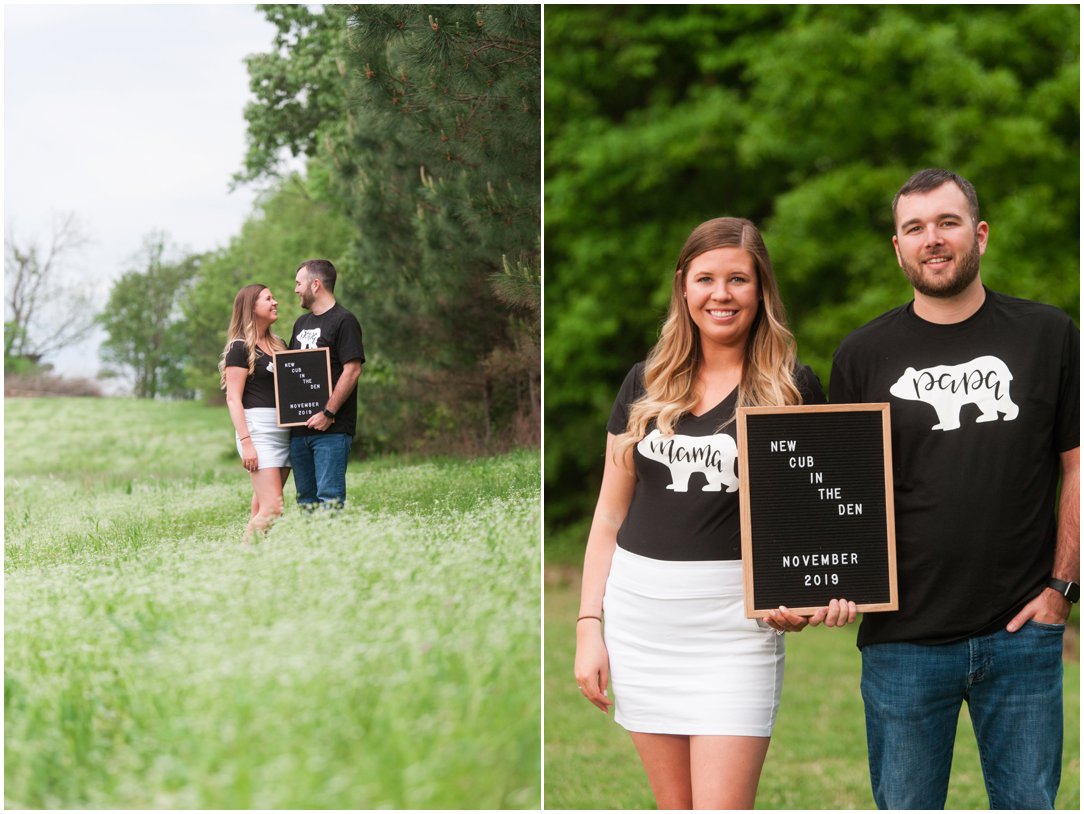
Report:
5,397,540,808
545,4,1080,541
238,5,540,363
544,574,1080,809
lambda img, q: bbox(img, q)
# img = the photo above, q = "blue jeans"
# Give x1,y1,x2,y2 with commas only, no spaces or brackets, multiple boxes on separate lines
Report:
861,622,1064,809
290,433,352,508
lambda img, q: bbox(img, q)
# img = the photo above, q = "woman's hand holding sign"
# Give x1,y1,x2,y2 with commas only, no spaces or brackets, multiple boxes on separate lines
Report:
765,598,857,633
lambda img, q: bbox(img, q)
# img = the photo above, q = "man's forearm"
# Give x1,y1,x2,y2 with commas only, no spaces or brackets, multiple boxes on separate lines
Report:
1052,448,1080,583
326,361,362,414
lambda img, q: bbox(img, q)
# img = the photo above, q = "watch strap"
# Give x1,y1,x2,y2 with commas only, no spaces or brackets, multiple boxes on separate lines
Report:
1047,578,1080,603
322,408,336,419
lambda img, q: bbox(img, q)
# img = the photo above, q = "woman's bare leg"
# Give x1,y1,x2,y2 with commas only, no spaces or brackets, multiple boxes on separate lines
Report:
689,735,771,809
243,467,286,542
628,732,693,810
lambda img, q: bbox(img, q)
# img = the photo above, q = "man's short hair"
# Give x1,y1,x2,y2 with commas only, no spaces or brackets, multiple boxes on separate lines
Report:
297,259,337,293
892,168,981,227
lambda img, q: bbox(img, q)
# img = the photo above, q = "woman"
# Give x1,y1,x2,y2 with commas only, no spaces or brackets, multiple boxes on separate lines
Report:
573,218,855,809
220,284,291,542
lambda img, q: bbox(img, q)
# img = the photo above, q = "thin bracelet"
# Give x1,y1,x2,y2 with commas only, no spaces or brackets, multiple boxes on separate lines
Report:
239,435,250,442
577,615,602,623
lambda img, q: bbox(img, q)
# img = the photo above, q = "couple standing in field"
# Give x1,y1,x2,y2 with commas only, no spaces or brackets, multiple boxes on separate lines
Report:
574,169,1078,809
220,259,365,541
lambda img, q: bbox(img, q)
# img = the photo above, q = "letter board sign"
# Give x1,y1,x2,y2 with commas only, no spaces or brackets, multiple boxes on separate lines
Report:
736,404,898,618
273,348,332,427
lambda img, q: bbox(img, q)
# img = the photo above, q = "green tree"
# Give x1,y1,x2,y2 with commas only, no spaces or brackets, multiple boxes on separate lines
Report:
234,4,350,185
544,4,1079,549
98,234,197,399
341,4,540,446
486,250,542,442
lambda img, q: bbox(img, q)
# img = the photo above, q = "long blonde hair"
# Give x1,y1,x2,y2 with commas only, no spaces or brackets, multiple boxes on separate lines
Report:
615,217,802,458
217,284,287,388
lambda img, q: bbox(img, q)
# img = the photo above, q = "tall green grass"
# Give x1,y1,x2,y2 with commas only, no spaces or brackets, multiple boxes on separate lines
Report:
5,397,541,809
545,568,1080,810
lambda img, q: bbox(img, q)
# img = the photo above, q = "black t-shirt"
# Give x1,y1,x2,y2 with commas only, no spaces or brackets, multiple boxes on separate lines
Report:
289,303,365,437
830,288,1079,647
607,362,827,561
224,340,278,409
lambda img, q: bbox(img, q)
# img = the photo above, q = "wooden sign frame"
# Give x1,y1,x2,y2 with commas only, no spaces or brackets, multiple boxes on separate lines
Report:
273,348,333,427
737,403,898,618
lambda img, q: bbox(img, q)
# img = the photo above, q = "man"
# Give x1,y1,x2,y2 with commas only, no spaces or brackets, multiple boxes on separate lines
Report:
289,259,365,509
830,168,1079,809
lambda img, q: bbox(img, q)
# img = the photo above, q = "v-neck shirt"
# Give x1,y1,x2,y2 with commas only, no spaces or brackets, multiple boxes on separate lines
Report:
607,361,826,561
224,340,278,409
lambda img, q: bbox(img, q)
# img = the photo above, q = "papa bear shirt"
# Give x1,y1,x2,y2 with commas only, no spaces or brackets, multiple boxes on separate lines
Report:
608,363,826,561
830,288,1079,646
289,303,365,437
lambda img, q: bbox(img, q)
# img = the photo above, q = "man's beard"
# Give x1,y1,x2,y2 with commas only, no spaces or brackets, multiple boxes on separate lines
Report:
299,287,315,309
902,237,981,298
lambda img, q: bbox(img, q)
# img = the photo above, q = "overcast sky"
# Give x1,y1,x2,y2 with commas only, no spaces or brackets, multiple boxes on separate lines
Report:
4,3,290,384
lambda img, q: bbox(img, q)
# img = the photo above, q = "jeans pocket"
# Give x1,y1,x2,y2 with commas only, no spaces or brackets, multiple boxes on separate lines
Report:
1024,620,1066,632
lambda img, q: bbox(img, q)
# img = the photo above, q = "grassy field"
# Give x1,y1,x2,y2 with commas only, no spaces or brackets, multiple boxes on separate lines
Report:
5,397,541,809
545,567,1080,810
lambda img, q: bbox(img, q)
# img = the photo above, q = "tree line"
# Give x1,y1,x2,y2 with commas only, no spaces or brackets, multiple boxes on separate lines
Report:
6,5,541,456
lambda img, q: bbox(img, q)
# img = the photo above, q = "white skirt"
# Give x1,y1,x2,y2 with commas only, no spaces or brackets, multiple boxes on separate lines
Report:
235,408,291,469
603,546,784,736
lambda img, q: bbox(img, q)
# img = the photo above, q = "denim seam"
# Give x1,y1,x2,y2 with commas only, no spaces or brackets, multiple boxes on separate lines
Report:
972,706,998,809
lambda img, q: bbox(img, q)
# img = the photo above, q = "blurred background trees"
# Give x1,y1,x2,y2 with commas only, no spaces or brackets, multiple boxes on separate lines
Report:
544,4,1079,557
4,213,96,374
98,233,199,400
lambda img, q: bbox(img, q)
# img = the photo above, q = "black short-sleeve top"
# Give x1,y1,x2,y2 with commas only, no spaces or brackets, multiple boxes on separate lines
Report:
830,288,1079,646
224,340,278,409
607,362,826,561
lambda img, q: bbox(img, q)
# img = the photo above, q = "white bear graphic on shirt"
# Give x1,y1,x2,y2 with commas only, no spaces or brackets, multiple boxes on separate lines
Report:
296,328,321,350
637,429,740,492
889,355,1019,431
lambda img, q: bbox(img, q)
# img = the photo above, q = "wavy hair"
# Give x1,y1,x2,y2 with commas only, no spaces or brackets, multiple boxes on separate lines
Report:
615,217,803,458
217,284,287,389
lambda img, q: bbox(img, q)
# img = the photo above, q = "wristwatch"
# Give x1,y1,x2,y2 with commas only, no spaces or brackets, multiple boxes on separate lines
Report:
322,408,336,420
1047,578,1080,603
